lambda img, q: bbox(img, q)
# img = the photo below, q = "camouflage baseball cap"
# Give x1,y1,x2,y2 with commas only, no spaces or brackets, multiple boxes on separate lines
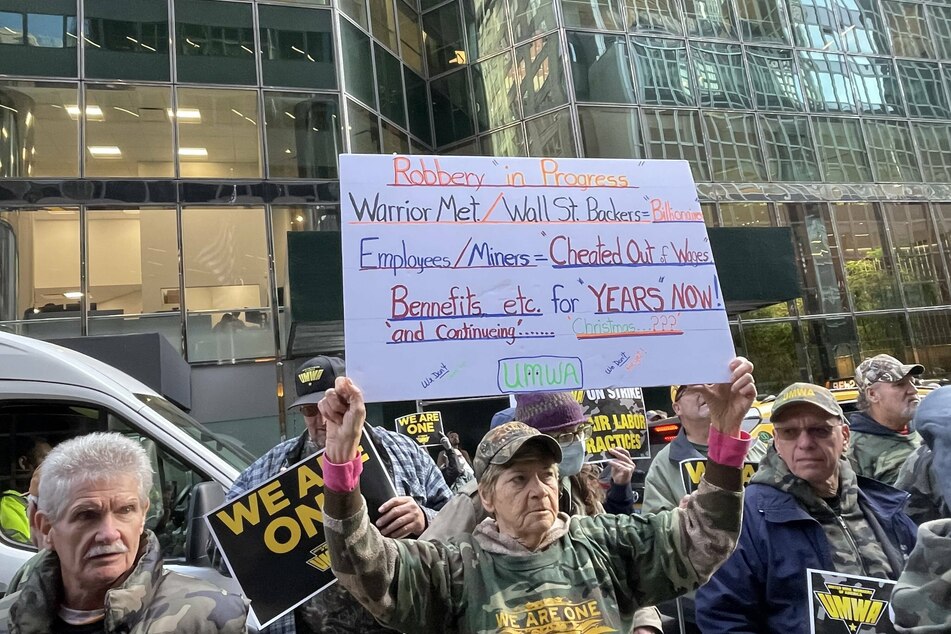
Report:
771,382,844,423
855,354,924,392
473,422,562,481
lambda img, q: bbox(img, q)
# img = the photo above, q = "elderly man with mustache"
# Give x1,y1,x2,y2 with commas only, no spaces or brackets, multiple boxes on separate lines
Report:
0,433,248,634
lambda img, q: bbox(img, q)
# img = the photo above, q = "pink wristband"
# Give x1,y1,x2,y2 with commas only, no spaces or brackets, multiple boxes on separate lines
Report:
323,453,363,493
707,427,753,469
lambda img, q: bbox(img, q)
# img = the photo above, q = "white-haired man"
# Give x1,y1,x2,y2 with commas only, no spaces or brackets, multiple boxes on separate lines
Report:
0,432,248,633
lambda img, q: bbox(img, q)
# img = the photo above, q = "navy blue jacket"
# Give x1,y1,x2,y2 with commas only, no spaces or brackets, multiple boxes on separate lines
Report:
695,477,917,633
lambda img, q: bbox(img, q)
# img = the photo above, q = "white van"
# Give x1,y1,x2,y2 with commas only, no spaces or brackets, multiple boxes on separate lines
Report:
0,330,254,606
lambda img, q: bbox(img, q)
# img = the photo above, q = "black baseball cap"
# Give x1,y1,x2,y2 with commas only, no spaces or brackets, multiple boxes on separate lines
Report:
289,356,345,409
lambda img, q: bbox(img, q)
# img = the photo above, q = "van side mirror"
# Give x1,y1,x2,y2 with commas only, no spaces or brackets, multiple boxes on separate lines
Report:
184,481,225,567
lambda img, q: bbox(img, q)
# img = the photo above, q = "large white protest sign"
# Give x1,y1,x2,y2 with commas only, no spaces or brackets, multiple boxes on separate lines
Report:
340,154,735,402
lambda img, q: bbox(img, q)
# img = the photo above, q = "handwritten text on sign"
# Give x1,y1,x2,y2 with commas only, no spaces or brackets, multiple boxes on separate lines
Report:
340,155,735,402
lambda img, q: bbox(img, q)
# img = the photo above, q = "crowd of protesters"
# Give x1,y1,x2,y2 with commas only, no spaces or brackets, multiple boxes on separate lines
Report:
0,350,948,634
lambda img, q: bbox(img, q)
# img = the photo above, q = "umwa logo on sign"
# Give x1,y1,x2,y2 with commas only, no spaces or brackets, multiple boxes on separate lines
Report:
807,569,897,634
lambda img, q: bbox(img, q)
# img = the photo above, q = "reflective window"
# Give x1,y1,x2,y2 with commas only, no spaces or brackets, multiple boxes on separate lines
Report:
568,32,635,104
849,56,904,116
261,0,330,5
747,46,804,110
910,311,951,380
836,0,889,55
883,203,950,307
938,204,951,264
175,0,256,85
397,2,424,73
0,81,78,178
404,67,432,144
701,202,718,225
562,0,624,30
181,207,274,363
423,1,465,76
473,51,520,131
381,119,410,153
813,116,870,182
735,0,790,44
913,122,951,182
778,203,849,314
0,3,77,77
340,0,369,28
930,5,951,60
85,208,181,348
259,5,335,90
464,0,512,58
578,106,642,158
347,99,381,153
896,60,949,119
341,19,376,107
720,202,771,226
856,314,911,360
480,124,525,156
443,138,480,154
801,317,860,381
84,0,169,81
510,0,556,42
864,119,920,182
758,114,820,181
376,46,406,126
799,51,855,112
430,69,475,146
84,85,173,178
176,87,261,178
788,0,839,49
703,112,766,182
370,0,399,50
737,320,802,395
833,202,902,311
632,37,693,106
642,109,708,180
525,108,575,157
682,0,737,38
627,0,683,35
692,42,751,109
881,0,933,58
264,91,341,179
516,36,568,116
0,208,81,339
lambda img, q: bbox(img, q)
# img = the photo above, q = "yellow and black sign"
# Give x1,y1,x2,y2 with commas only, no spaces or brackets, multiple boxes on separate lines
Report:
808,569,897,634
395,410,445,447
571,387,650,461
206,442,396,627
493,596,608,634
679,459,760,493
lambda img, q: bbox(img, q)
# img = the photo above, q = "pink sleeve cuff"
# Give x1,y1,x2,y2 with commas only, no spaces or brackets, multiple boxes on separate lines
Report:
323,453,363,493
707,427,753,469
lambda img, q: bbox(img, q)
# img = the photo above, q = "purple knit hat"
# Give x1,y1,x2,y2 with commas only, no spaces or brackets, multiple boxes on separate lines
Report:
514,391,587,434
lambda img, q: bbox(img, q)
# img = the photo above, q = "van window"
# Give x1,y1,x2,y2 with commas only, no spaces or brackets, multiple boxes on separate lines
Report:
0,400,212,562
135,394,253,472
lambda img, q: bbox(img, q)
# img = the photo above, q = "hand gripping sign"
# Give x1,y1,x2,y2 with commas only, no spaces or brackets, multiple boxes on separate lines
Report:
206,441,396,627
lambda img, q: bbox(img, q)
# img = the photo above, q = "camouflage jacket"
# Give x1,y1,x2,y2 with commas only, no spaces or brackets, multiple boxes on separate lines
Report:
325,462,744,633
642,428,768,514
892,518,951,632
0,531,248,634
895,444,949,525
848,411,921,485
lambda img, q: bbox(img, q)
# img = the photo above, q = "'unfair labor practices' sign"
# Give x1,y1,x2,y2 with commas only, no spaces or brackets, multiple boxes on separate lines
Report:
395,410,445,446
206,442,396,627
571,387,650,460
340,155,735,401
807,569,897,634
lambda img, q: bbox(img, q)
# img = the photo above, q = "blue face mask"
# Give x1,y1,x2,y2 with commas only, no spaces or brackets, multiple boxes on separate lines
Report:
559,440,586,476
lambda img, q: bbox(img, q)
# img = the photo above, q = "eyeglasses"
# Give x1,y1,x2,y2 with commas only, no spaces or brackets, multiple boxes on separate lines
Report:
773,424,841,442
552,424,593,446
300,404,320,417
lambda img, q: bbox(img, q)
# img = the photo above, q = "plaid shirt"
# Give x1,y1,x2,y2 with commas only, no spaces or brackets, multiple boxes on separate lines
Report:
227,424,452,634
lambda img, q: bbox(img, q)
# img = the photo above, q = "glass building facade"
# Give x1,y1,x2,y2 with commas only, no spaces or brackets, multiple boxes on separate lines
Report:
0,0,950,410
